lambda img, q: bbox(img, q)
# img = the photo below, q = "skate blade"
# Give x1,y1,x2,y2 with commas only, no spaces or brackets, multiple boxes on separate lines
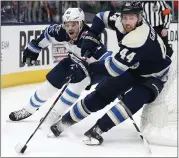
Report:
83,136,100,146
47,132,58,138
6,119,38,123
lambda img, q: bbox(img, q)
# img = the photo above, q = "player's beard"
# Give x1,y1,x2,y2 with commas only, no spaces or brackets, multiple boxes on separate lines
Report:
124,24,135,33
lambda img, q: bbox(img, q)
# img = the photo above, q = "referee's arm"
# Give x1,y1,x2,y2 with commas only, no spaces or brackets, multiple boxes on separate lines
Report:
159,1,172,29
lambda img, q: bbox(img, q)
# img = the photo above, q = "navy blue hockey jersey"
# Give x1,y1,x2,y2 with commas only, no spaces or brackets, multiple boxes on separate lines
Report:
90,11,171,82
27,24,106,63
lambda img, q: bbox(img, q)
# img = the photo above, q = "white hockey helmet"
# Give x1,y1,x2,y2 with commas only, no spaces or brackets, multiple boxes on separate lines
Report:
63,8,85,31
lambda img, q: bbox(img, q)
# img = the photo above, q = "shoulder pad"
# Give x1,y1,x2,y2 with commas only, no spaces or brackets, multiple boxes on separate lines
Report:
121,23,150,48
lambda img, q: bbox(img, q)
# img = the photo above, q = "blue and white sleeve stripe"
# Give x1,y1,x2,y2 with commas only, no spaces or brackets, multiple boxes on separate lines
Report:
105,56,128,77
38,29,52,48
27,41,41,53
96,11,110,29
99,51,113,61
44,29,50,41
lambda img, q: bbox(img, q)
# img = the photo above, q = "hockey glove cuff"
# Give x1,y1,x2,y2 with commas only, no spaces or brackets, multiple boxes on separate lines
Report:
23,40,41,65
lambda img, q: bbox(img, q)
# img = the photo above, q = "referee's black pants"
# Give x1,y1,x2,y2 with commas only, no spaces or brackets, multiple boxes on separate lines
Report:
154,25,173,57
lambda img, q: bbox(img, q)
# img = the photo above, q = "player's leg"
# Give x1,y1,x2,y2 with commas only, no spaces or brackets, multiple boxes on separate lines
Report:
49,70,140,137
83,77,164,145
43,66,110,126
9,57,73,121
44,77,91,125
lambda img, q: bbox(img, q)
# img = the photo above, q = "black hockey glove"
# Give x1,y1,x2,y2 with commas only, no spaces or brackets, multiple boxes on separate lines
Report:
23,40,40,65
69,58,91,83
81,31,101,58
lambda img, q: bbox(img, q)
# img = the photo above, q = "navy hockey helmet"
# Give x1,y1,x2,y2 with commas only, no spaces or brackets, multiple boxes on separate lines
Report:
121,1,143,14
121,1,143,23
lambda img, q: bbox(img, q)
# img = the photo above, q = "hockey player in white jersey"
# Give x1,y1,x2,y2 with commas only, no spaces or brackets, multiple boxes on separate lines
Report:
49,1,172,145
9,8,108,124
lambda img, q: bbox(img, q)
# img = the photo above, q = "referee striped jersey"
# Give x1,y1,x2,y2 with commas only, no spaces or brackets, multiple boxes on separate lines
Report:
142,1,172,28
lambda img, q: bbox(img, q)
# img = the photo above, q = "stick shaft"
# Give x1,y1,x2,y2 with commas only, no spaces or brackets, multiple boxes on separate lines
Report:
24,78,71,145
119,101,152,154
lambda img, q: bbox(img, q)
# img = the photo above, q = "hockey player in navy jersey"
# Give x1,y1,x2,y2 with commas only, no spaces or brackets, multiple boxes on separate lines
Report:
9,8,108,123
49,1,172,145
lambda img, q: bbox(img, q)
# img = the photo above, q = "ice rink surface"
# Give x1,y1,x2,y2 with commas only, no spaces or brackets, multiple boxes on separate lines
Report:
1,83,178,157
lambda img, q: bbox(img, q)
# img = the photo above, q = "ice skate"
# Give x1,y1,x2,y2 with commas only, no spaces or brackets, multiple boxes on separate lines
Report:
49,117,72,138
9,108,32,121
49,118,65,137
40,109,61,130
83,124,103,145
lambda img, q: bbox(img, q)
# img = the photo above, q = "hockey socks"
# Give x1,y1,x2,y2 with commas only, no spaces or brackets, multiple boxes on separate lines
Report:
43,86,81,126
50,99,91,137
98,86,153,133
9,81,58,121
83,102,129,145
97,102,129,132
24,81,58,114
45,79,89,125
83,86,153,145
62,99,91,124
54,82,84,114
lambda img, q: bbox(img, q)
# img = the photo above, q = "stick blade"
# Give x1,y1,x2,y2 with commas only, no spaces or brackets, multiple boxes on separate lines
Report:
15,143,27,154
20,145,27,154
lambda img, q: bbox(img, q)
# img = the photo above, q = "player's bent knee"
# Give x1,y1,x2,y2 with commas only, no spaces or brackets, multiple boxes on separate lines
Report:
46,57,72,89
122,86,154,114
140,77,164,103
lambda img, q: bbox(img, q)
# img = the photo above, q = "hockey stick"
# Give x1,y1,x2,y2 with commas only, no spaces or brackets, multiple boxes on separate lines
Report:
68,51,91,78
119,100,152,155
15,76,72,154
68,51,88,61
